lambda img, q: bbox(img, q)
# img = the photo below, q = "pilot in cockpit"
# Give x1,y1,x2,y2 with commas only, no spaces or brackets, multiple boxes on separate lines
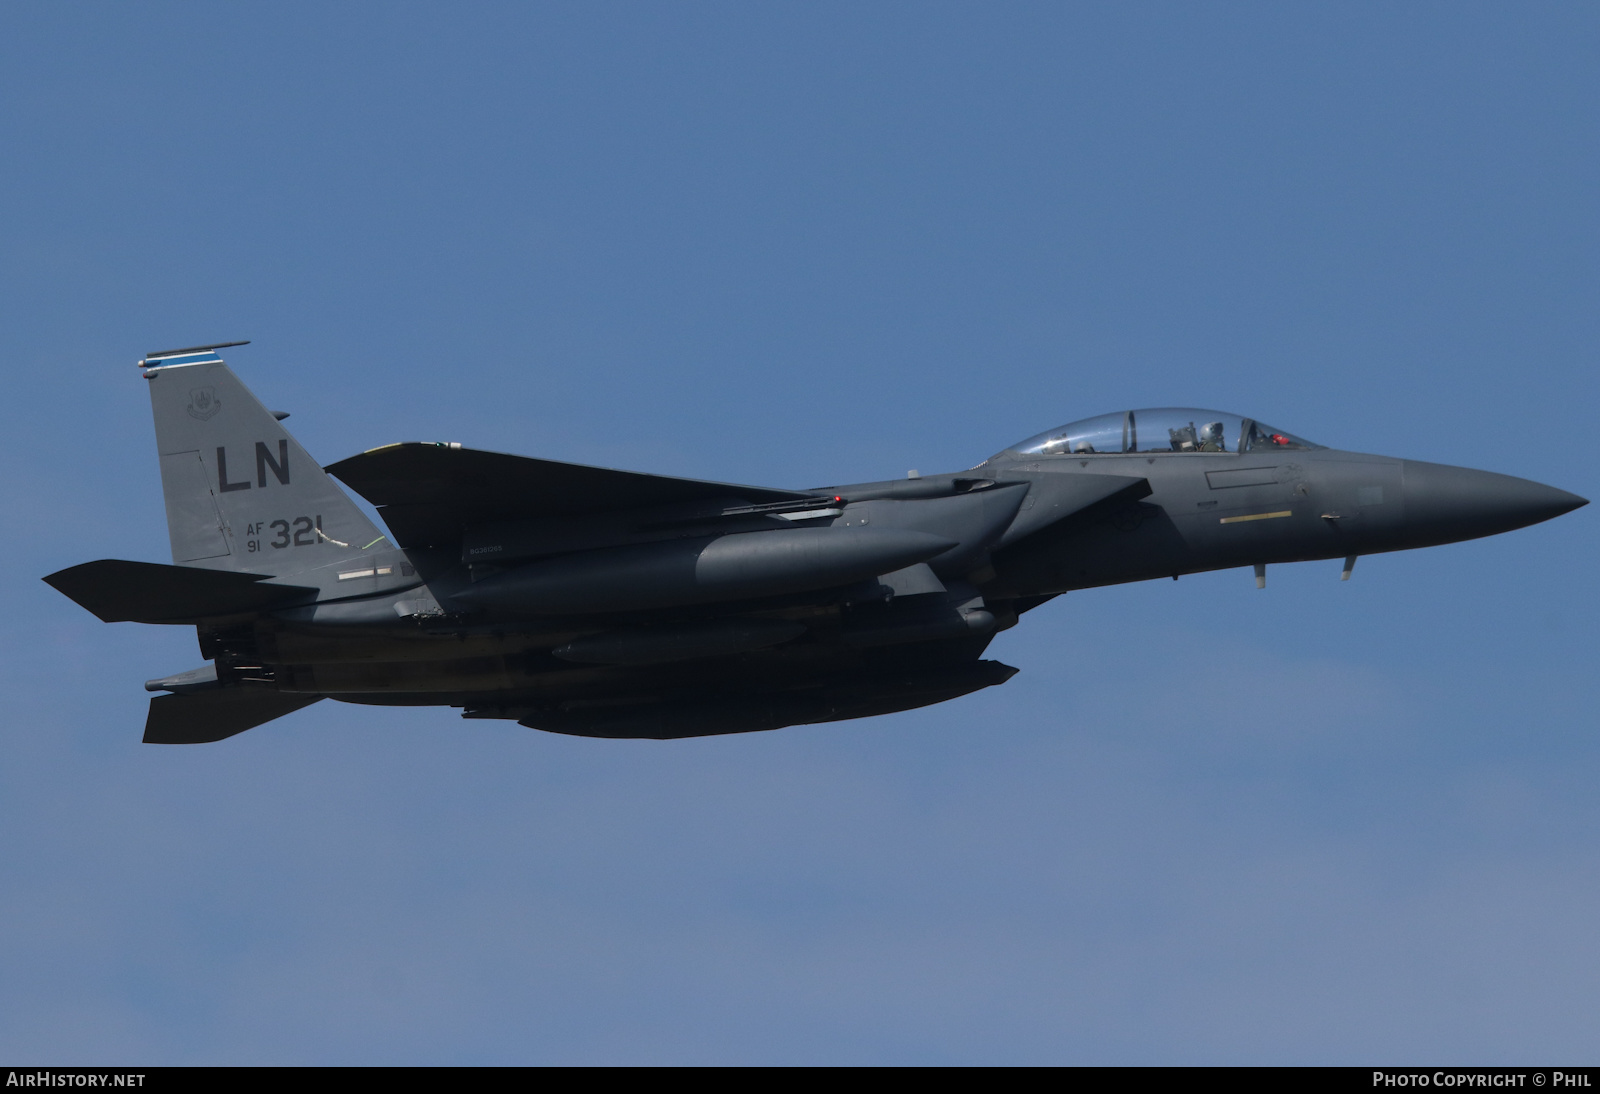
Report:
1167,420,1229,452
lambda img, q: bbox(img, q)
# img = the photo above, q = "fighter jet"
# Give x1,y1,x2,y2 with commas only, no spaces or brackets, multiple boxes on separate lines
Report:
44,342,1587,743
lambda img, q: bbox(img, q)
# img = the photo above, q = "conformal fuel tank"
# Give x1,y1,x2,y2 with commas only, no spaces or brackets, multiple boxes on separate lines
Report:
452,527,957,615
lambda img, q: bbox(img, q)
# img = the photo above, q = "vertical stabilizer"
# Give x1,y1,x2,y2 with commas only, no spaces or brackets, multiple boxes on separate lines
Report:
142,345,384,572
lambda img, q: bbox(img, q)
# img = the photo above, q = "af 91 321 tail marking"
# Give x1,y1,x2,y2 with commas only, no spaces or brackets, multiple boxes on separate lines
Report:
242,516,325,553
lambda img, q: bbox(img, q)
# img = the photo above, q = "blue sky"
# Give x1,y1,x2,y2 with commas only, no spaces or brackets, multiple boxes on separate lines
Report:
2,2,1596,1063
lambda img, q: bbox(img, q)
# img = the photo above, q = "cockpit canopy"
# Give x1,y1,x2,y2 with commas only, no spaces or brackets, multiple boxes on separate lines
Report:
1005,408,1320,458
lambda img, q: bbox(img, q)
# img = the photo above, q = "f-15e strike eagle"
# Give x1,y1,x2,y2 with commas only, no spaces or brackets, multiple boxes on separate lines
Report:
45,342,1587,743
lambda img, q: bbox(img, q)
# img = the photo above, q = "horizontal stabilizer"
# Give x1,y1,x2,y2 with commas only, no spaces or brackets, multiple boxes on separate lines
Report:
326,443,822,548
144,688,323,744
43,559,316,623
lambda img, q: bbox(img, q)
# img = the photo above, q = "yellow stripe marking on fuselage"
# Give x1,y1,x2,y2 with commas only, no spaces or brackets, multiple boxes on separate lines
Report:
1219,510,1293,525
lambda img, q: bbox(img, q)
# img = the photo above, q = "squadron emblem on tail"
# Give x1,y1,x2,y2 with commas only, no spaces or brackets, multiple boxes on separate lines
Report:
186,386,220,420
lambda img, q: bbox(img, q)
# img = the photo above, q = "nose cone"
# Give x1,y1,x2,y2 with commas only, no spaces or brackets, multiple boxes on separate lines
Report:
1402,460,1587,546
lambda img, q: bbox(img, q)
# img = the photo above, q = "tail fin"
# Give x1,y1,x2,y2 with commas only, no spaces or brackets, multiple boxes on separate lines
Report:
142,344,385,571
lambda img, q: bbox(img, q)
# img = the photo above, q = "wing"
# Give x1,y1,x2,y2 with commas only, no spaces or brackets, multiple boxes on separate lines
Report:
325,443,824,549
